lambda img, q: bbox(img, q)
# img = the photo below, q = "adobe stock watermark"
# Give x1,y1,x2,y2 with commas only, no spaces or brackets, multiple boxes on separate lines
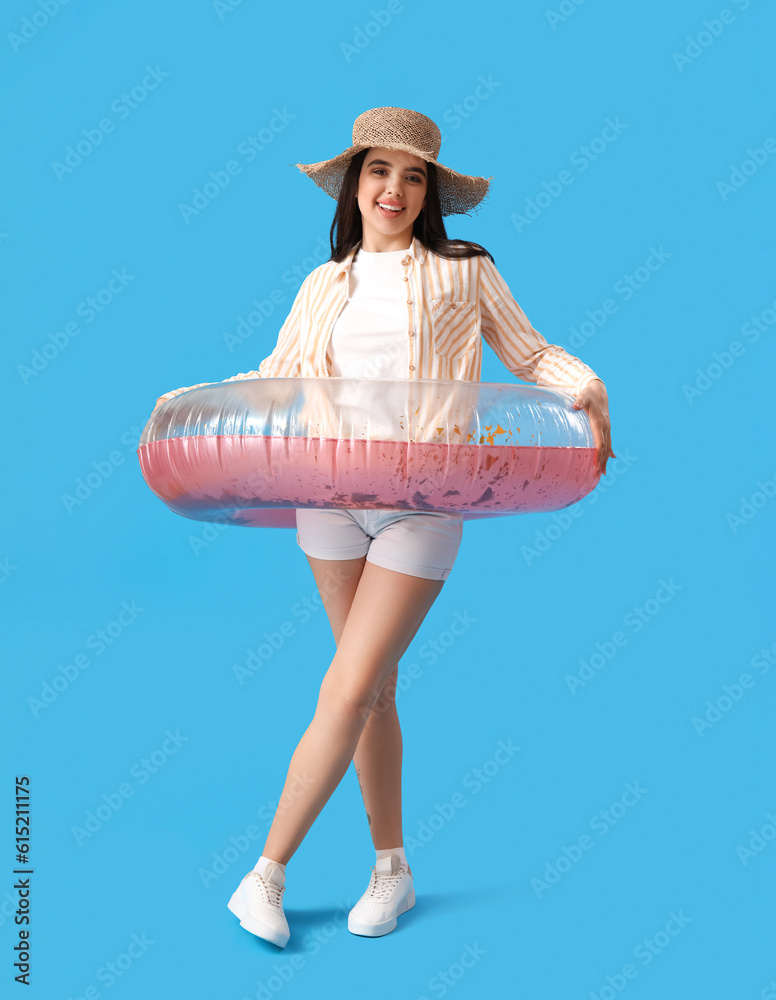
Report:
213,0,249,19
1,558,18,585
565,577,681,694
340,1,403,62
64,932,154,999
682,292,776,402
222,235,330,352
530,781,647,898
237,900,354,1000
716,126,776,201
26,600,145,717
546,0,591,30
52,67,169,181
587,910,692,999
415,942,487,1000
673,0,754,72
188,513,239,555
184,436,305,555
511,117,628,234
61,422,145,513
520,449,637,566
566,247,673,350
691,637,775,736
7,0,72,54
199,775,315,888
71,731,188,847
408,610,478,670
186,482,295,554
736,807,776,867
232,567,365,684
17,268,135,385
178,107,295,223
726,469,776,533
0,887,27,930
437,75,501,142
406,738,520,856
368,609,478,720
761,979,776,1000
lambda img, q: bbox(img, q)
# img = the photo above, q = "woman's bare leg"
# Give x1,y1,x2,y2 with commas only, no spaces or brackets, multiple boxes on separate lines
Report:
261,559,443,865
352,673,403,848
297,555,405,848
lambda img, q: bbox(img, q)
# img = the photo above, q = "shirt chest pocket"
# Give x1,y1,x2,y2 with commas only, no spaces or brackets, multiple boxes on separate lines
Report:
430,299,480,359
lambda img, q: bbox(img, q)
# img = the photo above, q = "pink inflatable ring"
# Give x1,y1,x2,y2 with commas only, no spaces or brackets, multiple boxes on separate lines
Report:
138,377,600,528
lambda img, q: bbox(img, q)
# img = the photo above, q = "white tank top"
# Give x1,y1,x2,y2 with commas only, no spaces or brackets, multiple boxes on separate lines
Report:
329,246,409,379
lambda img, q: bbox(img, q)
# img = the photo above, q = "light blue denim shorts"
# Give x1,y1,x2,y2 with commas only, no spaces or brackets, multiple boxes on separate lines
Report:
295,507,464,581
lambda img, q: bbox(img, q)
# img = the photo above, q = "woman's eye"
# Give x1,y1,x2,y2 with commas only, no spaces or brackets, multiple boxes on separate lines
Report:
372,169,421,182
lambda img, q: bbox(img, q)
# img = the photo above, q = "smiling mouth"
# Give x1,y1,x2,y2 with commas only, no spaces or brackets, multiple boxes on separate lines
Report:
376,202,405,215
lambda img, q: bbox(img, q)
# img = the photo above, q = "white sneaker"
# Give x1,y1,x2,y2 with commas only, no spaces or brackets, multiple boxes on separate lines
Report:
227,862,290,948
348,854,415,937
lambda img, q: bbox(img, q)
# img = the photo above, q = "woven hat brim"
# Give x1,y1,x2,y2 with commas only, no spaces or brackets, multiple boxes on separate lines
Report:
296,144,493,217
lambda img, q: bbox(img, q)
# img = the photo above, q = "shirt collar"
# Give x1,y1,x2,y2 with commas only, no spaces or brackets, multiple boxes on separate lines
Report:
333,235,426,277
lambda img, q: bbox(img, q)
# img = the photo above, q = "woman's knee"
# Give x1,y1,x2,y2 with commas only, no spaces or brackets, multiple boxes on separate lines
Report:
368,667,398,719
316,672,380,726
315,654,398,728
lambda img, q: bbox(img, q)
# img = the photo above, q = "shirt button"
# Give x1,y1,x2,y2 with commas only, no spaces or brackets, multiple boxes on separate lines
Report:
408,330,414,337
409,365,415,371
451,303,457,309
403,276,408,282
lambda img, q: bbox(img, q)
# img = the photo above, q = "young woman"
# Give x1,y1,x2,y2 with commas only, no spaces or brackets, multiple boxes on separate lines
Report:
154,107,614,949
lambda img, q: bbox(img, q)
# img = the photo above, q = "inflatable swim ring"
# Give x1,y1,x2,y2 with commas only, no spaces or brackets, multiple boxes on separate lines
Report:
137,377,600,528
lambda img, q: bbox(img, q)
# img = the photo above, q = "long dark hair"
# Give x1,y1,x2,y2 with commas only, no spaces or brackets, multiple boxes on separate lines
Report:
327,148,495,265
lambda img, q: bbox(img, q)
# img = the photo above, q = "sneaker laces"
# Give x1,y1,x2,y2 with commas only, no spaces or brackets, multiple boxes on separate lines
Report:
364,864,406,903
248,871,285,910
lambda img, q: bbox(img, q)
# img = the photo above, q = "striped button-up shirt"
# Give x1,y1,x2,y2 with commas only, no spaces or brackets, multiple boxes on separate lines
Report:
155,235,602,406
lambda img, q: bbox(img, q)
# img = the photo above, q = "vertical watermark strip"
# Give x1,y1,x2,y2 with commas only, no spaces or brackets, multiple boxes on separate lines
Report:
12,775,32,985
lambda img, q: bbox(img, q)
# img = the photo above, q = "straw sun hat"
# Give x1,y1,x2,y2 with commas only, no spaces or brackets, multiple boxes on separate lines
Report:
295,106,493,217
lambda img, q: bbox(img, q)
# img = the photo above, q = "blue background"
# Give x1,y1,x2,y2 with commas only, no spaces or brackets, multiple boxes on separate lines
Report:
3,0,775,997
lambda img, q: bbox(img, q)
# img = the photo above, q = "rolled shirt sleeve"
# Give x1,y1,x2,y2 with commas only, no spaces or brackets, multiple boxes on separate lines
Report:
478,256,603,396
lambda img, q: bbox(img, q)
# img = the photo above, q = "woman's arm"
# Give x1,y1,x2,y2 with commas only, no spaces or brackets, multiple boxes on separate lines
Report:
478,257,615,474
478,256,600,394
151,273,309,412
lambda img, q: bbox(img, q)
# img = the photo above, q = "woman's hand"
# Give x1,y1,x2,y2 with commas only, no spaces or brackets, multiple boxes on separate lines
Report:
572,379,615,475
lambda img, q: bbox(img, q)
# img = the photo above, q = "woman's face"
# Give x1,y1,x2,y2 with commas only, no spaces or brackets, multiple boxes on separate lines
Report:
356,146,428,251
